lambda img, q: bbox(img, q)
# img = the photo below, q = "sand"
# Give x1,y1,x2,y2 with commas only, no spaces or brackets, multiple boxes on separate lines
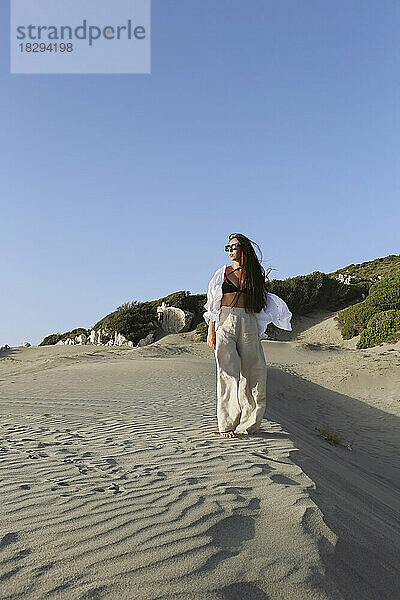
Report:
0,313,399,600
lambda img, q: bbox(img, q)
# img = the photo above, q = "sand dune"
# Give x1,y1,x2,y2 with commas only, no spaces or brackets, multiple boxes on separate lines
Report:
0,327,399,599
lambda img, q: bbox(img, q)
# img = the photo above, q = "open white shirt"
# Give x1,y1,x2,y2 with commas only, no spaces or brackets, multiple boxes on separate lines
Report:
203,265,292,340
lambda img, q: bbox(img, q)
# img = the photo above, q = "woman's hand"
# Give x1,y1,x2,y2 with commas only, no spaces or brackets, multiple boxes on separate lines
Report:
207,322,216,350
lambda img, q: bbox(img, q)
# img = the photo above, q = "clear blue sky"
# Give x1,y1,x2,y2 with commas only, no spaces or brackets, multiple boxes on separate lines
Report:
1,0,399,347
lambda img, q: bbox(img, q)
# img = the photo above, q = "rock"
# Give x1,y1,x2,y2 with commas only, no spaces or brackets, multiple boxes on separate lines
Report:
114,332,128,346
19,342,31,347
137,331,155,347
157,302,167,322
86,329,125,346
157,305,193,333
55,340,65,345
75,334,87,345
0,344,11,351
127,341,134,348
95,328,111,345
336,273,362,285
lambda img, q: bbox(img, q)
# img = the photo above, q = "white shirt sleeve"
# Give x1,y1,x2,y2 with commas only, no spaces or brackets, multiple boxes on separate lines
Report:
255,292,292,337
203,266,225,324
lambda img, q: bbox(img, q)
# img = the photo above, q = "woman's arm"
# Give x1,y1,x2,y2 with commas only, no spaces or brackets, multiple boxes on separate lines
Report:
203,266,225,349
207,320,216,350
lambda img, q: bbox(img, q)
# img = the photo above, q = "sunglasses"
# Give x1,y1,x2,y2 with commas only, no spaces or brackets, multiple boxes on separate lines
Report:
225,243,240,252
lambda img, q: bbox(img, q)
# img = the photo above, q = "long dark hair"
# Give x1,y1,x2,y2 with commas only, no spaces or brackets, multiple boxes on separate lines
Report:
227,233,268,313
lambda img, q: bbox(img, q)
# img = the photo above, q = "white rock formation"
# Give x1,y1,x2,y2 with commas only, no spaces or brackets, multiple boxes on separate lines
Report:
114,332,128,346
157,305,193,333
75,334,87,345
137,331,155,347
0,344,11,351
19,342,31,347
336,272,385,286
94,328,110,345
336,273,363,285
157,302,167,321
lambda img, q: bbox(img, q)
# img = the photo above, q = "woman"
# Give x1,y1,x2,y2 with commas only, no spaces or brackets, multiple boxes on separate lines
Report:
204,233,292,438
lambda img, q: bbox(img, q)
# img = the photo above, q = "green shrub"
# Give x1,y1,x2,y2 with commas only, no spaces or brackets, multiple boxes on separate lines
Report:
367,272,400,311
336,302,376,338
40,333,62,346
337,272,400,342
357,310,400,348
196,322,208,341
268,271,365,315
39,328,89,346
181,294,207,328
93,291,208,347
93,301,156,346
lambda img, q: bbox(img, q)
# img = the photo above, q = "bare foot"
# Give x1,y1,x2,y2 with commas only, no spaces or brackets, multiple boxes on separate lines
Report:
220,430,235,438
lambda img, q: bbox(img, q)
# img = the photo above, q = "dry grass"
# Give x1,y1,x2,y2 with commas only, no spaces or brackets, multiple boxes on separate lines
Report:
315,424,353,450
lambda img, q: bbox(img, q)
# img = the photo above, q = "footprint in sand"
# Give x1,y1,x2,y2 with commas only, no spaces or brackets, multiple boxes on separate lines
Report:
252,462,274,476
0,532,18,549
50,482,70,491
32,562,55,578
58,446,74,452
270,473,299,486
218,581,269,599
108,483,125,494
27,453,40,460
93,483,125,495
79,584,108,599
224,486,252,497
14,548,32,560
38,441,61,448
208,514,256,549
200,514,257,572
185,477,198,485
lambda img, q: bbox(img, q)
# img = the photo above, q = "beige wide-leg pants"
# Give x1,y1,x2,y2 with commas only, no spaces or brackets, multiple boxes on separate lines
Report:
215,306,267,434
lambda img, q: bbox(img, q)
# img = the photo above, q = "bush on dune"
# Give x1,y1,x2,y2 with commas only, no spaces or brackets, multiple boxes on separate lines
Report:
196,322,208,341
357,309,400,348
39,328,89,346
336,272,400,345
335,302,376,339
92,291,207,347
268,271,366,315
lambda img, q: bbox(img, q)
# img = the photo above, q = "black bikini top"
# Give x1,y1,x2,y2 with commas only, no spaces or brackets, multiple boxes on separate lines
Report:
222,267,248,294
